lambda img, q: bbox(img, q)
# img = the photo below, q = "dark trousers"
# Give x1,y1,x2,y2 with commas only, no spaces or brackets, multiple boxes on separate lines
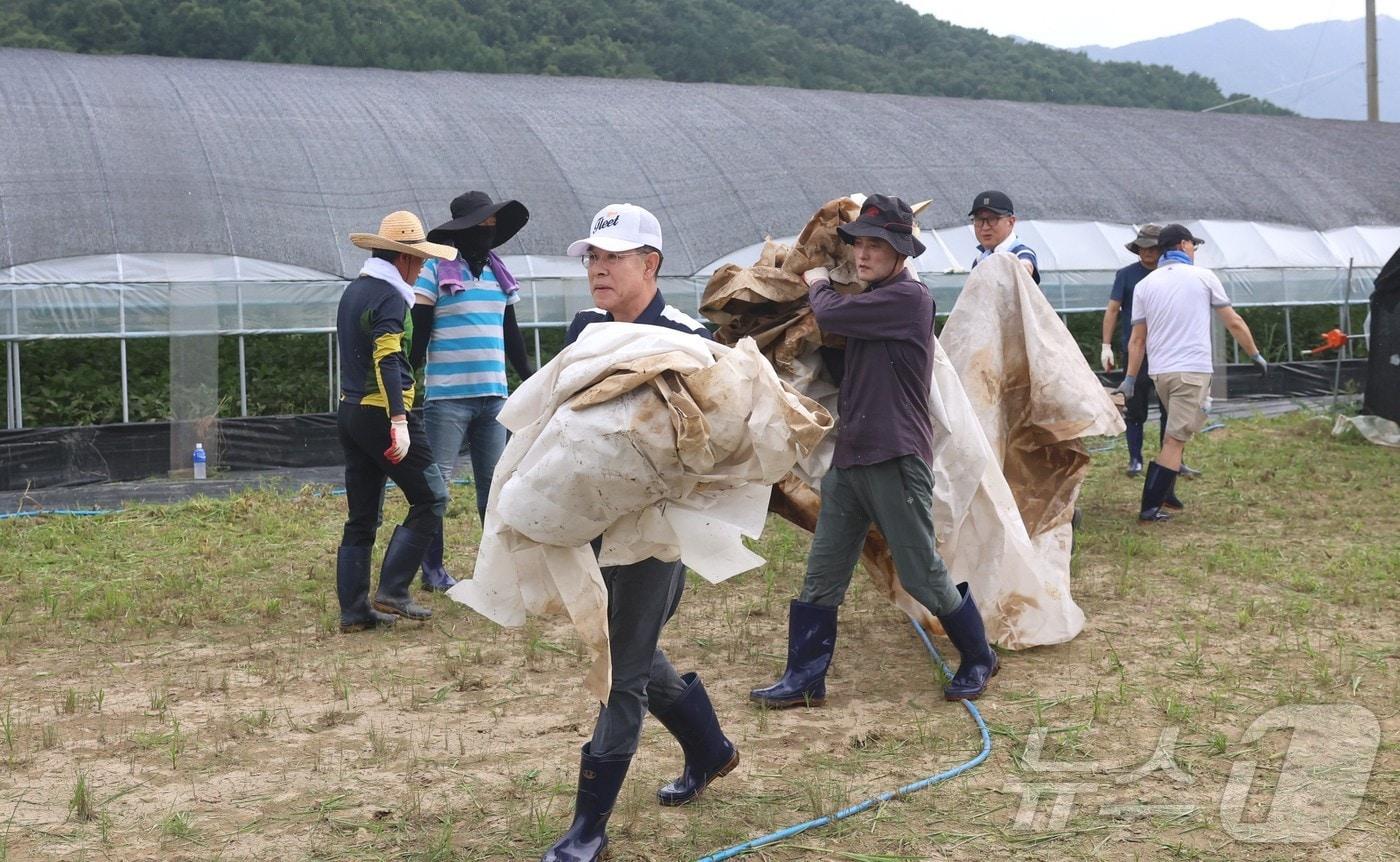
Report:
590,557,689,758
337,401,448,546
1125,354,1168,447
799,456,961,617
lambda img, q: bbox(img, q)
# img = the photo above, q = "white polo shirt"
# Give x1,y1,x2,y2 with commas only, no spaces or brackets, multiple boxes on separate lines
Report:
1129,260,1232,374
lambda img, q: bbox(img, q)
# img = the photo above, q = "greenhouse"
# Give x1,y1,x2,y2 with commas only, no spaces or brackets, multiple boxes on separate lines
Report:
2,47,1397,449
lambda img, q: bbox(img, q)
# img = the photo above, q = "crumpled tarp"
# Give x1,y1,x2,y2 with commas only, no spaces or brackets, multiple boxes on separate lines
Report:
446,324,832,701
1332,413,1400,447
939,253,1125,590
701,199,1095,649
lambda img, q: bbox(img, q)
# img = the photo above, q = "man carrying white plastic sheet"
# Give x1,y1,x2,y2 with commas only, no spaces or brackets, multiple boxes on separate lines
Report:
447,204,831,862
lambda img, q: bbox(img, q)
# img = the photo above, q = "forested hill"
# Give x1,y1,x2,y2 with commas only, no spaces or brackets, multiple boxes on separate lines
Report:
0,0,1291,115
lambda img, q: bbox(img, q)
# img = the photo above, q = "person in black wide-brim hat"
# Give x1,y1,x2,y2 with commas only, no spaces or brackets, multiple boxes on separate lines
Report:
749,193,1000,712
408,190,535,593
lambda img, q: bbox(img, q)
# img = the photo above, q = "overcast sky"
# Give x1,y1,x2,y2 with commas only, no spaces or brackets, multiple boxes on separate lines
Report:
899,1,1400,49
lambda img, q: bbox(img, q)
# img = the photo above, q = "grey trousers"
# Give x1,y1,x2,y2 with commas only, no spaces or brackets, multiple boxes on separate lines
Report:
590,556,689,758
799,456,961,617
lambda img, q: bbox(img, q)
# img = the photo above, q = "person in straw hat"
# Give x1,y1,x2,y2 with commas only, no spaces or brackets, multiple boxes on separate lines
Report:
334,211,455,633
749,194,999,709
408,191,536,594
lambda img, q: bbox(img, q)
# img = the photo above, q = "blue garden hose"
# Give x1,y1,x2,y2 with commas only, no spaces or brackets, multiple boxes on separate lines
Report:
695,619,993,862
0,508,118,520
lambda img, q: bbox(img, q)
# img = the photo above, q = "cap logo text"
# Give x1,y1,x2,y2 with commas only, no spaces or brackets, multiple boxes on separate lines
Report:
594,214,621,232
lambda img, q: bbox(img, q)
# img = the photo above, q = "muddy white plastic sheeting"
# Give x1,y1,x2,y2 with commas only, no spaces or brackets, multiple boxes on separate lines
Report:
939,253,1125,628
446,324,831,701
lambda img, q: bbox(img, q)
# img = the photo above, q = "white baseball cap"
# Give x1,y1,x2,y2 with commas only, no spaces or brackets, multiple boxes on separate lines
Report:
566,203,663,256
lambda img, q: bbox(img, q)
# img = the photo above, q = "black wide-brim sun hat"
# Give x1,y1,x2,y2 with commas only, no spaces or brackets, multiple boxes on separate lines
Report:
427,191,530,247
836,194,927,259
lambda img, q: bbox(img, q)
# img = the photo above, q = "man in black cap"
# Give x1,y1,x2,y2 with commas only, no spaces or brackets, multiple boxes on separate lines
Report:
1120,224,1267,521
410,191,536,592
968,190,1040,284
750,194,999,710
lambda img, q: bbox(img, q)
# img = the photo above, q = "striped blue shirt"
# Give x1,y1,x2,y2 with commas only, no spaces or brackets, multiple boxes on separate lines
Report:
413,258,520,400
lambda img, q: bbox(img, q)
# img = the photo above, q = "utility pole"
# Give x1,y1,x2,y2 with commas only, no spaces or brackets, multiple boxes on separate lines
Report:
1367,0,1379,121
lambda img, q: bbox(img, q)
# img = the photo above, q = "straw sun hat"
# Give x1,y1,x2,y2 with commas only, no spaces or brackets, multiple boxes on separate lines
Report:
350,211,456,260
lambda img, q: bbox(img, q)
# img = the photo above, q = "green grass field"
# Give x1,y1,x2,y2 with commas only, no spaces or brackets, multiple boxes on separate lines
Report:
0,410,1396,861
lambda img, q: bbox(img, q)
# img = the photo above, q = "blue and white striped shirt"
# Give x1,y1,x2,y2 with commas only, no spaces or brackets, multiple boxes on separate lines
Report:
413,258,520,400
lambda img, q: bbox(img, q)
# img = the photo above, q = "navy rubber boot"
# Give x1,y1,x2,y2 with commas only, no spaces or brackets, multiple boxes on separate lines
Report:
1125,423,1145,476
937,583,1000,701
748,600,837,709
653,673,739,806
1138,462,1177,522
540,743,631,862
372,526,435,620
337,546,396,633
418,531,457,592
1162,470,1184,511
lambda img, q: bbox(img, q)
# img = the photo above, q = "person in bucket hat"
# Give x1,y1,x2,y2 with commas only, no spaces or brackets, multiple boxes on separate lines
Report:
1102,224,1171,476
750,194,999,714
968,190,1040,284
409,191,536,593
538,204,732,862
334,211,455,633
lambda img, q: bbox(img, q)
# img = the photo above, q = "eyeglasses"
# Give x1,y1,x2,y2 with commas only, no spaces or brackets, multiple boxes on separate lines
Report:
580,250,648,269
971,216,1008,228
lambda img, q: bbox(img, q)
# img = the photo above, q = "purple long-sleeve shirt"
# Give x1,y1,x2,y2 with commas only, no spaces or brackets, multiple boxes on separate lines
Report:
808,271,936,468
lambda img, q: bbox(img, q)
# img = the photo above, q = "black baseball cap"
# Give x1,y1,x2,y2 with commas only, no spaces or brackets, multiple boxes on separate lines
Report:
968,190,1014,217
1157,223,1206,248
837,194,927,258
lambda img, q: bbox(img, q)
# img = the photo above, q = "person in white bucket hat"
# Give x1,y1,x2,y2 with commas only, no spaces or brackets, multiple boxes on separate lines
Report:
540,204,733,862
333,211,455,633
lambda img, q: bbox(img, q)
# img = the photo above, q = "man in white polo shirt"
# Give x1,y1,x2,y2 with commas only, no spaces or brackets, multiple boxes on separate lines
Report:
1120,224,1267,521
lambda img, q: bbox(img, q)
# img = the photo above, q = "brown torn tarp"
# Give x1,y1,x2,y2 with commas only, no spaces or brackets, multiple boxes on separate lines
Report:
447,324,832,701
701,198,1091,649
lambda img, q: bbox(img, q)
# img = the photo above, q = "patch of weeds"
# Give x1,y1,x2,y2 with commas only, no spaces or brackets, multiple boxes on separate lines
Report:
158,810,195,842
69,772,95,822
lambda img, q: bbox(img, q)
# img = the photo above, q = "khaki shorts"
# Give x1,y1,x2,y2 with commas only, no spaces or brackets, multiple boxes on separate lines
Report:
1152,372,1211,442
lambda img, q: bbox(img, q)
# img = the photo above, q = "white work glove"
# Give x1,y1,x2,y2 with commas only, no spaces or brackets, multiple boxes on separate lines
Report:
1251,352,1270,377
384,416,410,464
802,267,830,287
1100,343,1115,372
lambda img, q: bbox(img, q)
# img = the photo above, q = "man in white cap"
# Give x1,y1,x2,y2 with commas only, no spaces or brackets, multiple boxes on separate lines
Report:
334,211,455,633
540,204,735,862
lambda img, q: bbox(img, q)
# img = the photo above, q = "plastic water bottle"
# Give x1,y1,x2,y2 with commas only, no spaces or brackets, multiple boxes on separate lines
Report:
193,443,207,480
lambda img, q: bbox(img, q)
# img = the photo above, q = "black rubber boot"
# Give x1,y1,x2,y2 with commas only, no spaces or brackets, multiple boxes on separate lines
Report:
653,673,739,806
540,743,632,862
1138,462,1177,522
372,526,435,620
748,600,837,709
937,582,1000,701
418,531,457,593
337,546,397,633
1162,470,1184,511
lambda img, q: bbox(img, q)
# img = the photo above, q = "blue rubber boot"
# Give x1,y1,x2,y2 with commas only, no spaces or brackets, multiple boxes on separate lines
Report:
748,600,837,709
337,546,396,633
372,526,434,620
1125,422,1145,476
937,583,1000,701
418,531,457,592
1138,461,1177,522
540,743,631,862
653,673,739,806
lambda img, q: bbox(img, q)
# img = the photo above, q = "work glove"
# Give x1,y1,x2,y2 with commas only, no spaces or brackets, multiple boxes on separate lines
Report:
802,267,831,287
1251,353,1269,377
1116,374,1136,400
1100,343,1115,372
384,416,410,464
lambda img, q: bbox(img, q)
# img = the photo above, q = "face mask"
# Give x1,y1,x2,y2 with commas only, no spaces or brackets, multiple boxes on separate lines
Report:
455,225,496,261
